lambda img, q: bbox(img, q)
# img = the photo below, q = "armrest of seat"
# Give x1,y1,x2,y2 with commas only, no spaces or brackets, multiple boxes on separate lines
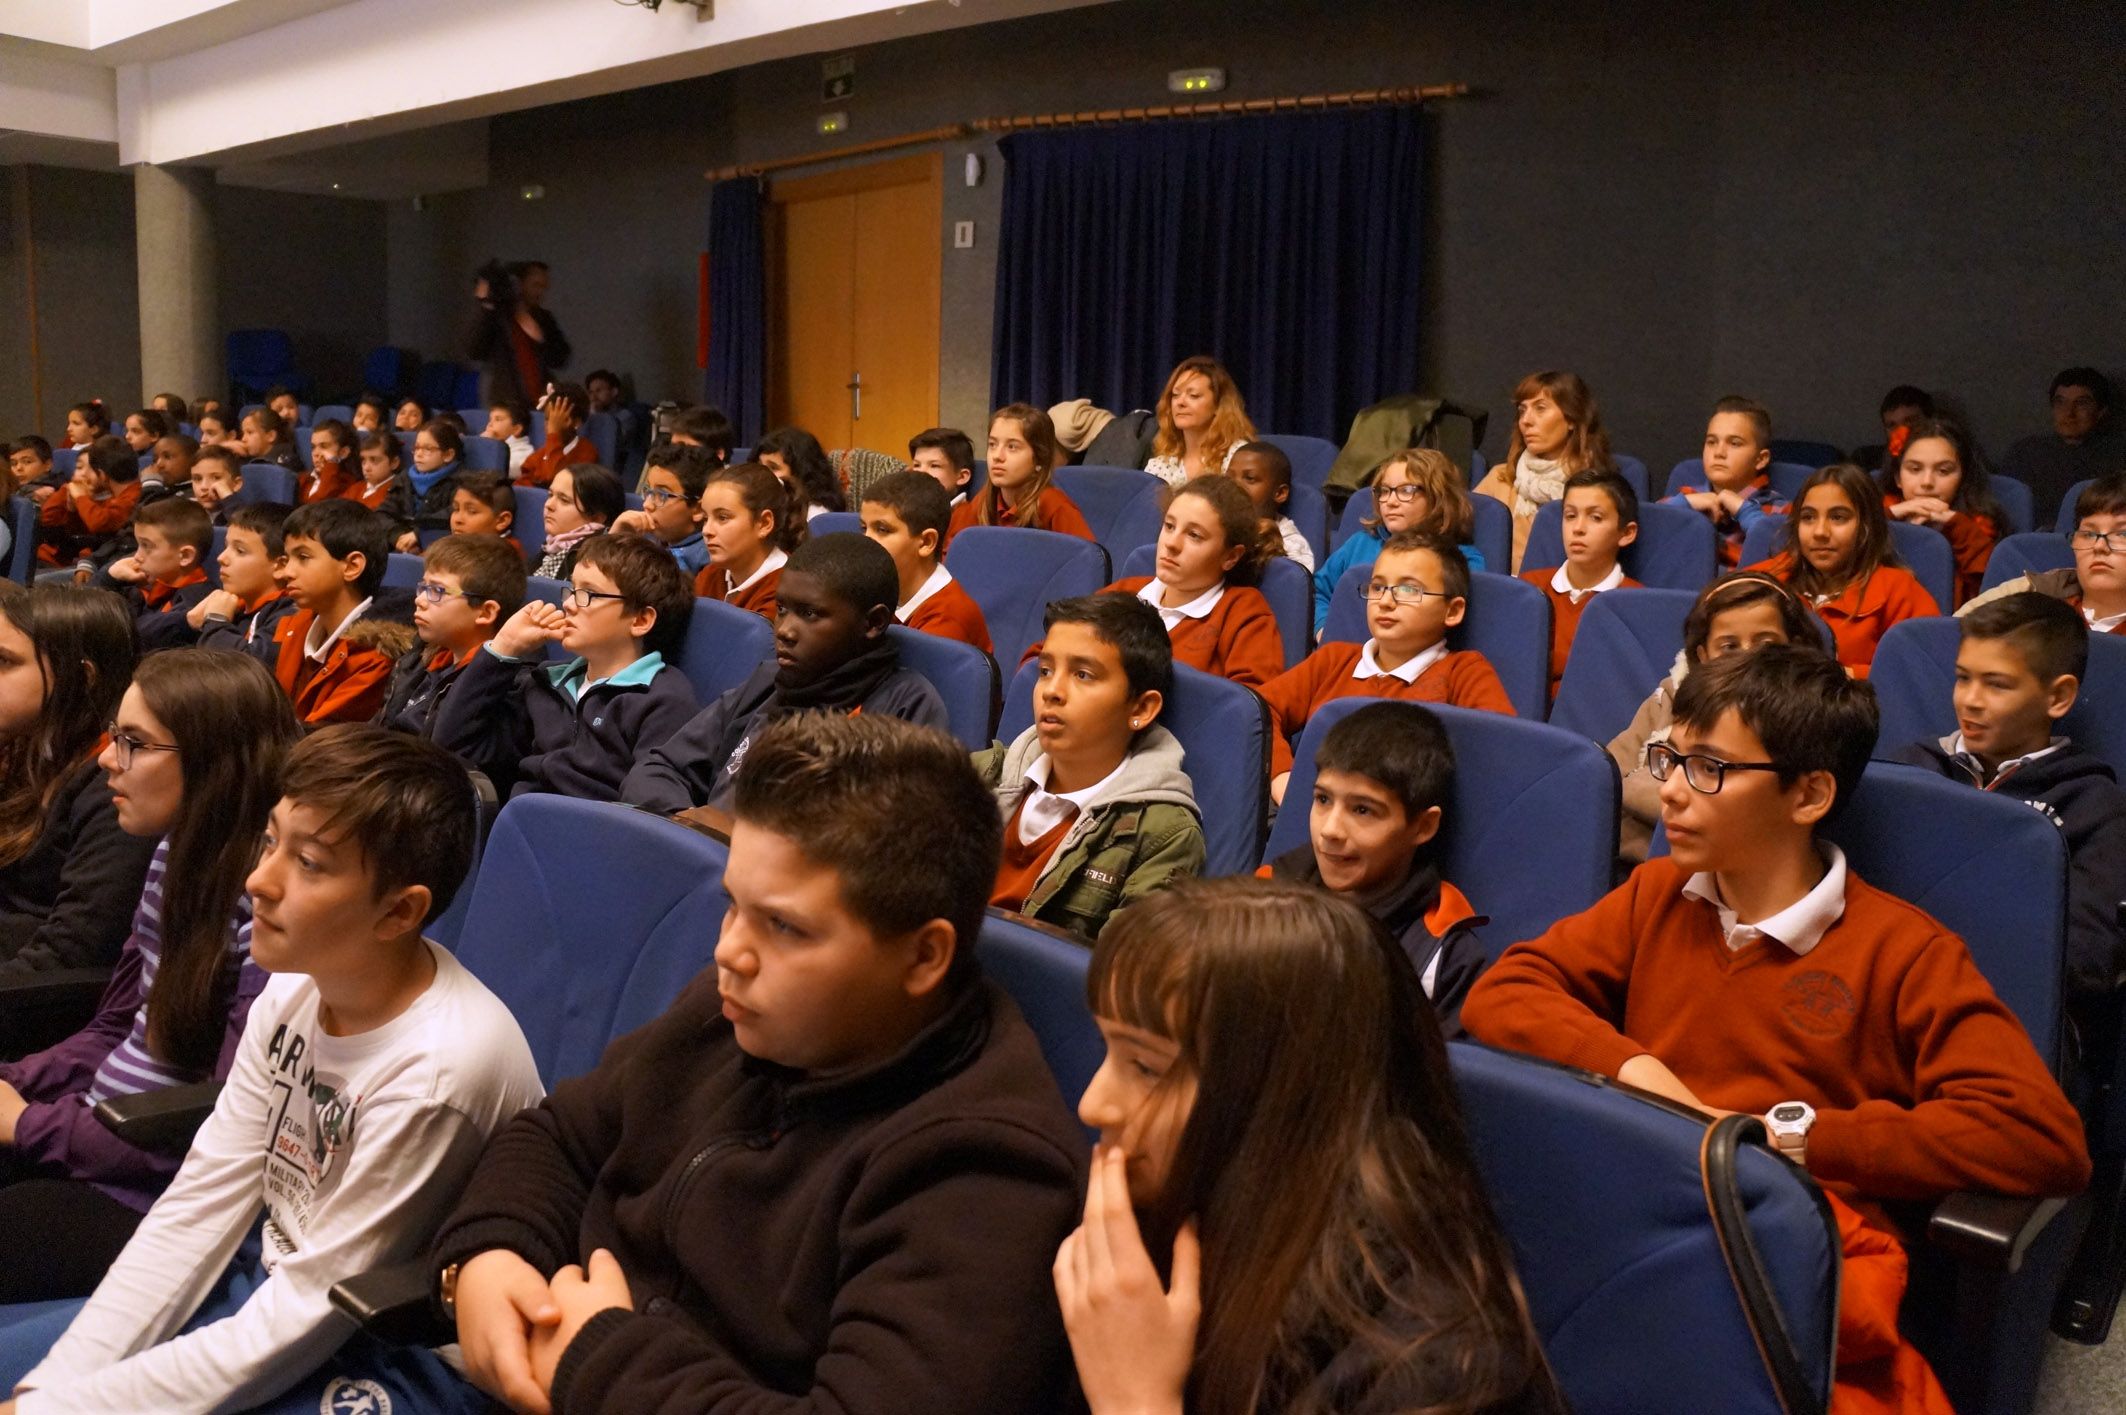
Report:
92,1080,224,1154
670,804,733,843
1926,1191,2072,1273
329,1259,455,1347
0,966,113,1056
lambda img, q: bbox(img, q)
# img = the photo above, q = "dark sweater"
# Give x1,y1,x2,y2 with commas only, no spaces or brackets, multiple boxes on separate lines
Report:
377,643,476,740
0,760,159,977
430,646,699,801
1267,845,1490,1039
429,976,1085,1415
195,591,299,666
621,658,950,815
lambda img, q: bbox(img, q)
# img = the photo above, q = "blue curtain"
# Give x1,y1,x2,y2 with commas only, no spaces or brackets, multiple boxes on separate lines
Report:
989,106,1424,441
706,177,767,444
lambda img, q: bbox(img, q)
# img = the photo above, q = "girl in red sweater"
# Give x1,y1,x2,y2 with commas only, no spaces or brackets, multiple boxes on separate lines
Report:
945,404,1094,549
1747,463,1939,675
1058,876,1562,1415
693,461,797,621
1879,417,2002,606
1099,475,1284,688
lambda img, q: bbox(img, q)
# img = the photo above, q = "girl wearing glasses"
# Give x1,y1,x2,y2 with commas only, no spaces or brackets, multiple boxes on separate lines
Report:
1880,417,2003,606
1607,573,1823,864
0,584,157,983
0,649,300,1301
1961,475,2126,636
1312,450,1485,637
1745,462,1939,676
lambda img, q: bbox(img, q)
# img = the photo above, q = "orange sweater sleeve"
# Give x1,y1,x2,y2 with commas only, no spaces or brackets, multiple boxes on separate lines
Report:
1805,929,2089,1201
302,648,396,726
1041,490,1097,543
1447,653,1516,715
1941,513,1998,605
1259,647,1345,776
1460,872,1653,1078
47,481,140,534
1218,590,1285,689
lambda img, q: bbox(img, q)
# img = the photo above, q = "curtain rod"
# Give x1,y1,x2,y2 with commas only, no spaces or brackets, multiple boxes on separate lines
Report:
704,83,1468,182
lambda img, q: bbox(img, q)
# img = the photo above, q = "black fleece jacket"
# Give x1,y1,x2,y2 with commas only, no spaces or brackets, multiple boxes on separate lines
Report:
430,975,1086,1415
1899,736,2126,1000
0,759,159,976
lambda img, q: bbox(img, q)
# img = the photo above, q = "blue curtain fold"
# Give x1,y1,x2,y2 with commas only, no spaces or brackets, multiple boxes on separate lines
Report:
989,106,1424,441
706,177,767,444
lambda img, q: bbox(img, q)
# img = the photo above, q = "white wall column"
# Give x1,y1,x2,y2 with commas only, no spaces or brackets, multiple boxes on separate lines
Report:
133,163,218,401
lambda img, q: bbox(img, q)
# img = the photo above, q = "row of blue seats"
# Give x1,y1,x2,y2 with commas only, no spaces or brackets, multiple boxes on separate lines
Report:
232,403,626,471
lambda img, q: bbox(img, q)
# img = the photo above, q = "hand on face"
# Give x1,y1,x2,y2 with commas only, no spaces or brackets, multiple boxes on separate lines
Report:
492,600,569,659
1053,1145,1198,1415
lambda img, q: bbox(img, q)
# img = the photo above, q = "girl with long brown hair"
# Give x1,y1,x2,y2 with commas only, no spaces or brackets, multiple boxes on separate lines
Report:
1474,371,1616,570
0,583,156,980
1057,877,1563,1415
1094,475,1284,688
946,404,1097,547
1145,356,1258,489
1747,462,1939,675
0,649,300,1300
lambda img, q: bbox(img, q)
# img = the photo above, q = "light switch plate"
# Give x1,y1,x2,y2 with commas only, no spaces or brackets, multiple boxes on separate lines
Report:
953,220,975,249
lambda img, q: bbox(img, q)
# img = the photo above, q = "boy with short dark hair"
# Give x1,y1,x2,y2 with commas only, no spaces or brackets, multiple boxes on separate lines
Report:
1521,468,1643,693
37,435,141,567
521,383,598,487
269,499,410,726
1464,645,2089,1229
194,501,299,661
189,447,245,523
447,472,521,558
482,399,534,473
610,441,717,575
0,725,542,1415
975,591,1204,942
433,532,696,800
623,533,948,813
8,436,56,504
140,433,198,506
907,427,976,504
434,713,1084,1415
1261,531,1511,799
1228,439,1315,570
665,404,735,464
860,470,993,652
1665,395,1786,568
102,497,215,648
1263,701,1486,1035
1898,592,2126,1013
380,533,530,741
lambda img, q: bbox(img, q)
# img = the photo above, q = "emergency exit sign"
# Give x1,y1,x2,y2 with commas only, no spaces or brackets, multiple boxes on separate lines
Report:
823,55,855,102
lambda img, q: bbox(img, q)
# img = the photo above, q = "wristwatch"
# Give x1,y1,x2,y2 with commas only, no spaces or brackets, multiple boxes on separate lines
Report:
1764,1101,1816,1165
439,1262,462,1319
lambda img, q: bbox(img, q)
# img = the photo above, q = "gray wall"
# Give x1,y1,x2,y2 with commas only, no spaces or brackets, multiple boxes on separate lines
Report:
215,184,390,404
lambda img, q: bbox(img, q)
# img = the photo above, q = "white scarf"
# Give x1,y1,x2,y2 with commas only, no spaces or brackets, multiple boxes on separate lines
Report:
1512,449,1568,522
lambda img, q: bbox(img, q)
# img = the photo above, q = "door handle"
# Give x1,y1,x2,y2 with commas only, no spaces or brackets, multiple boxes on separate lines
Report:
845,372,862,421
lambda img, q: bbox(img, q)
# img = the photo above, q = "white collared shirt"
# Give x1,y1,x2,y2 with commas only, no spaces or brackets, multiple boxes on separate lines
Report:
1682,843,1849,955
730,547,787,596
897,563,954,622
1947,733,2066,784
2086,604,2126,634
1549,560,1627,604
1353,638,1448,685
304,596,374,663
1017,754,1123,844
1135,578,1225,631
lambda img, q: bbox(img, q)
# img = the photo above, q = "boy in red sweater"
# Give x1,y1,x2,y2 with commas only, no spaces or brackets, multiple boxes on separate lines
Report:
36,436,141,568
1462,644,2089,1230
1520,469,1641,694
269,499,408,726
1260,532,1511,801
861,471,993,653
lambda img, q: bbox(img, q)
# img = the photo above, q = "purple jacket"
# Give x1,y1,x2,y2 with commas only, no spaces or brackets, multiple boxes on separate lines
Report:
0,845,265,1212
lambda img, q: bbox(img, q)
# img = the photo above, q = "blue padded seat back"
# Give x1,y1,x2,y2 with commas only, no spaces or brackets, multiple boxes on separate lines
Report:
1522,499,1718,592
673,595,777,706
946,527,1111,670
1979,531,2073,592
886,624,998,750
1547,588,1698,743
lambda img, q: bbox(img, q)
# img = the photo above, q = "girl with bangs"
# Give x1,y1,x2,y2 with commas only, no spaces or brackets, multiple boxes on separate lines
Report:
1144,357,1258,489
1056,876,1562,1415
1746,462,1939,675
1474,371,1616,570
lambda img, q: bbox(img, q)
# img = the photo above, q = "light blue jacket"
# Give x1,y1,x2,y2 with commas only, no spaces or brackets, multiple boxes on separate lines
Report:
1312,527,1487,635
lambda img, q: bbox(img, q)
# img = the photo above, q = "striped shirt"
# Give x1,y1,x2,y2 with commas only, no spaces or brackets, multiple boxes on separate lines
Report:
83,841,258,1108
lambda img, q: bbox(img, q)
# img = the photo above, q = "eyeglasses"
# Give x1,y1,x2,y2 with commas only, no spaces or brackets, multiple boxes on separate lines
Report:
1376,484,1427,504
1365,580,1451,605
413,581,480,606
563,587,629,612
640,486,685,509
1644,741,1782,796
106,725,180,770
2069,529,2125,553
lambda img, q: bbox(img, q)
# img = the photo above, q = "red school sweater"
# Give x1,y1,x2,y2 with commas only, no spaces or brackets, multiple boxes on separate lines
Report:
694,562,782,624
944,487,1096,551
1745,555,1940,677
905,576,993,655
1094,578,1284,689
1459,858,2089,1225
1518,569,1642,695
1258,640,1513,776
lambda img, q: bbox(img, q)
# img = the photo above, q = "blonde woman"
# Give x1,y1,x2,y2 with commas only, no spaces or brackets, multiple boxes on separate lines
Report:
1143,357,1257,488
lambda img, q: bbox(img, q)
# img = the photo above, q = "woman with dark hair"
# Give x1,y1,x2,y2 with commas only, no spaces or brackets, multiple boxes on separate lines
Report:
1747,462,1939,674
533,464,626,581
1058,876,1563,1415
1474,371,1616,570
753,426,845,518
0,649,301,1300
0,583,157,979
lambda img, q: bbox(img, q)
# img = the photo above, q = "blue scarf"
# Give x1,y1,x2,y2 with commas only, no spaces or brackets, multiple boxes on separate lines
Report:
409,458,459,499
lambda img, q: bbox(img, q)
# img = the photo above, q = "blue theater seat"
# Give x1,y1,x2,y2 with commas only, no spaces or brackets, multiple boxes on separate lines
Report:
886,624,998,750
1521,499,1718,592
946,527,1110,670
1546,587,1698,743
1052,466,1166,572
671,595,776,706
1979,531,2074,592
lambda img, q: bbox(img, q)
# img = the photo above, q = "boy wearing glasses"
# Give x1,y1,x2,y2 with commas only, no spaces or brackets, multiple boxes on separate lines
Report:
379,533,529,741
609,442,718,575
1463,645,2088,1231
432,532,697,801
1968,476,2126,636
1261,532,1511,805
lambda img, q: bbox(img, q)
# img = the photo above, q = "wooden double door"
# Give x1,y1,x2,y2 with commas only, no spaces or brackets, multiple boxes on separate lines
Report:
767,152,942,456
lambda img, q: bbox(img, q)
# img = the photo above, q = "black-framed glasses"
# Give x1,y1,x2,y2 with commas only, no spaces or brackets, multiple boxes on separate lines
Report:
106,724,180,770
2069,528,2125,553
640,486,685,509
1376,483,1427,504
413,581,480,606
563,587,629,612
1366,580,1451,605
1645,741,1782,796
